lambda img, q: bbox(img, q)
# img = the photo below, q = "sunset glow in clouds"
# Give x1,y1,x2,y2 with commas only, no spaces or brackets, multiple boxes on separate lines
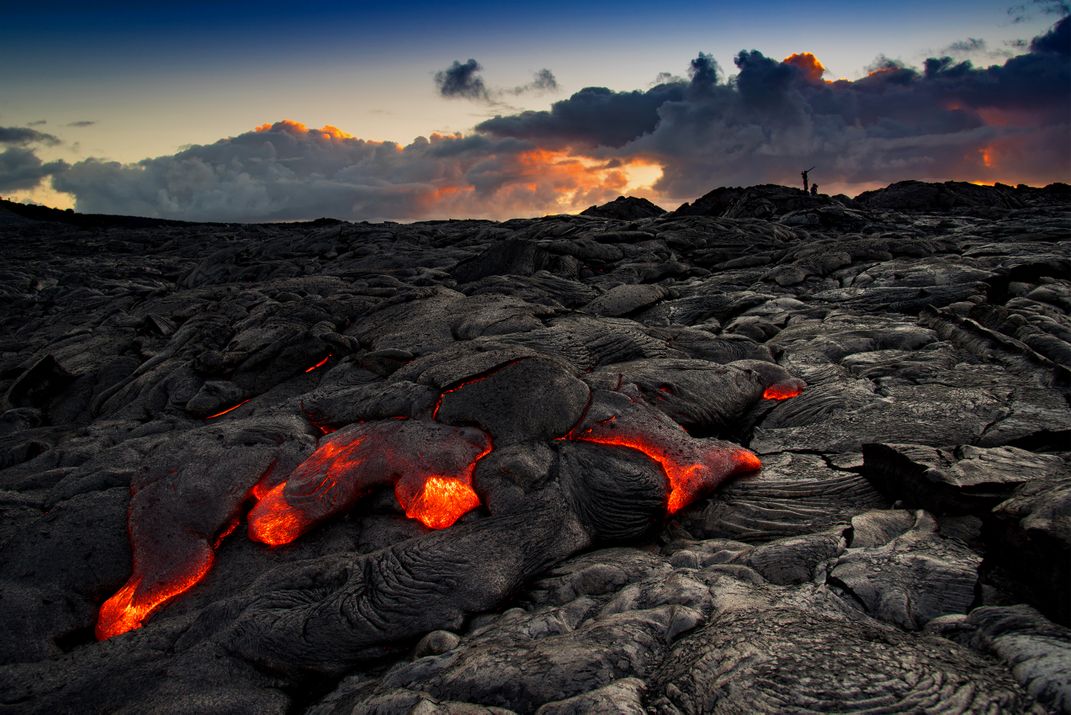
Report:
47,120,668,221
1,2,1068,221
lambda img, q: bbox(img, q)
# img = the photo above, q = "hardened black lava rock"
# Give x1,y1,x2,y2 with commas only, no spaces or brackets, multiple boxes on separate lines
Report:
0,182,1068,713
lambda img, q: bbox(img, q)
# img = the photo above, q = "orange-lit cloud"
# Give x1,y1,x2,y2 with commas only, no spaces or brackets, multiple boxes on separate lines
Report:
783,52,827,82
49,118,666,221
34,16,1070,220
255,119,305,133
412,145,663,218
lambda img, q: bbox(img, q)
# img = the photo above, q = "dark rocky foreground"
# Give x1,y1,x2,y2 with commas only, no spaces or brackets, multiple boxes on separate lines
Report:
0,181,1069,714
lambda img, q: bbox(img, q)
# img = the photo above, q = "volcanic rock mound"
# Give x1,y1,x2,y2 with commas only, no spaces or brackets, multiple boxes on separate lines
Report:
0,183,1069,713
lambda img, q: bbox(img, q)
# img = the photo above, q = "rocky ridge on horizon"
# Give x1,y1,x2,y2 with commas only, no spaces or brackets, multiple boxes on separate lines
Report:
1,181,1069,713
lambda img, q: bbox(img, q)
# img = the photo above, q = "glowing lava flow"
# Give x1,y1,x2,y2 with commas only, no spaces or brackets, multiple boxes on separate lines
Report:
248,437,367,546
96,553,215,641
432,359,523,421
571,431,761,513
394,440,492,528
248,420,492,545
248,481,314,547
205,399,251,419
96,521,232,640
763,385,804,400
564,397,763,514
96,456,282,641
396,476,482,529
305,354,332,373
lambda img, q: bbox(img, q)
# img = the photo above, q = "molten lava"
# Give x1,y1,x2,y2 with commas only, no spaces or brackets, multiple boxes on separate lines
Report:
562,394,763,514
96,548,214,640
305,354,332,373
248,437,367,546
96,455,283,641
432,360,523,421
247,482,308,546
213,517,241,548
205,399,251,419
763,384,804,400
569,430,762,513
396,476,482,529
247,421,492,545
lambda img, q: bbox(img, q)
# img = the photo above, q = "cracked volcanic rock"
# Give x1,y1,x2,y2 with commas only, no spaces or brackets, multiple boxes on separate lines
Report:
0,182,1069,713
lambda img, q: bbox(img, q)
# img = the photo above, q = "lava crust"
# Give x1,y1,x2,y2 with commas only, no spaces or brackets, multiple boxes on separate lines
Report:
0,182,1069,713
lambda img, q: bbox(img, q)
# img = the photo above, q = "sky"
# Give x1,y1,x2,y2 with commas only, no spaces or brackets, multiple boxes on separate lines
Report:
1,0,1068,221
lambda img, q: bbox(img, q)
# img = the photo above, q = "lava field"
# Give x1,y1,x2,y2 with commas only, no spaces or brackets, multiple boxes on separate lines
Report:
0,180,1069,713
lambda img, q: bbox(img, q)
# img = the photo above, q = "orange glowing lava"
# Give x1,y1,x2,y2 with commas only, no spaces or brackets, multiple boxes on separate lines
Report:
248,421,492,545
568,431,762,513
394,437,492,529
205,399,251,419
432,360,523,421
96,550,214,640
763,385,804,400
213,517,241,548
248,437,366,545
396,476,482,529
305,354,332,373
247,482,308,546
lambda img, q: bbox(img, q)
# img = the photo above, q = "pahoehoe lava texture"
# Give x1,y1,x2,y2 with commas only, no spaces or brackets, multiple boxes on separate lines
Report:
1,181,1070,713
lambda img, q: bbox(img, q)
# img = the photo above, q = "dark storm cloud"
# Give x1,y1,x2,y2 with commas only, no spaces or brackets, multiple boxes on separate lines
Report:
944,38,987,54
51,120,626,221
1009,0,1070,22
0,148,67,192
688,52,720,94
531,69,558,91
66,120,96,127
506,68,559,95
653,71,685,85
434,59,489,101
864,55,911,76
0,126,60,146
1031,12,1070,52
435,60,559,102
477,16,1069,197
476,83,686,147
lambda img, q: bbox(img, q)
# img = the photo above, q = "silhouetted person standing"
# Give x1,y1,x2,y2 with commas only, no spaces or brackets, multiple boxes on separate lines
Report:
802,166,815,193
810,184,819,196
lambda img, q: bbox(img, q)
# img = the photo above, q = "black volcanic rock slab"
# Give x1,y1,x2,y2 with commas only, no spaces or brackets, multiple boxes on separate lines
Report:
930,604,1071,712
862,443,1066,515
679,451,886,543
435,357,590,445
580,196,666,220
854,180,1070,213
827,510,982,630
646,585,1032,712
671,183,855,220
984,475,1071,627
